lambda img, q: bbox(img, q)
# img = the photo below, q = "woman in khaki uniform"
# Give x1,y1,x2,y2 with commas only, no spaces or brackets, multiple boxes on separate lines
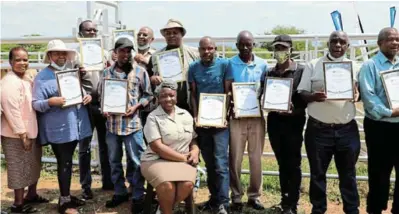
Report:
141,80,200,214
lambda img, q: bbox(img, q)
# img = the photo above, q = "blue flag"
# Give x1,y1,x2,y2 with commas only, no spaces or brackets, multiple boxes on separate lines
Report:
390,7,396,27
331,10,343,31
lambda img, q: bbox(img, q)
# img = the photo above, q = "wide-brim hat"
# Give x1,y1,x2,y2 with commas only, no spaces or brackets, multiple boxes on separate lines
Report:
160,19,187,37
43,39,77,64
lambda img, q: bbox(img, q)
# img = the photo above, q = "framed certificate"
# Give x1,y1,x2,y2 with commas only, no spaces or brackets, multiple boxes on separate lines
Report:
262,77,293,112
113,29,136,48
323,61,354,100
55,69,83,108
79,38,104,71
156,49,184,82
197,93,227,127
101,79,129,114
232,83,262,118
381,69,399,109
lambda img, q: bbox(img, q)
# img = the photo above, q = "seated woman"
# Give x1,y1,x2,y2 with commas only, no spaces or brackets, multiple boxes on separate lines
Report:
141,80,200,214
1,46,49,214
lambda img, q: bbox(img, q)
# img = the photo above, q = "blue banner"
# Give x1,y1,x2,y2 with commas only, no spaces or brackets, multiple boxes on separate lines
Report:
390,6,396,27
331,10,343,31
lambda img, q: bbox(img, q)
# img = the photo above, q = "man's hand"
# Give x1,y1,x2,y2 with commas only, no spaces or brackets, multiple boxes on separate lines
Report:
391,108,399,117
150,76,163,85
48,97,66,107
312,91,327,102
82,95,92,105
103,112,110,117
134,54,146,64
125,105,139,117
187,150,199,166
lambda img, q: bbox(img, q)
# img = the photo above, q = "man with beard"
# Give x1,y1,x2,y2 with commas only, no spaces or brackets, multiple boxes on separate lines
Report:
188,36,230,214
358,27,399,214
134,26,156,69
225,30,268,212
298,31,361,214
97,38,153,213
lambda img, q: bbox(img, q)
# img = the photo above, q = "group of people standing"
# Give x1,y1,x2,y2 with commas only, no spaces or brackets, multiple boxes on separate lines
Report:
1,17,399,214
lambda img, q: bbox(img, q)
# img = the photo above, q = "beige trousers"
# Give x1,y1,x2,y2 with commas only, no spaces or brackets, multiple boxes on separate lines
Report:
229,117,266,203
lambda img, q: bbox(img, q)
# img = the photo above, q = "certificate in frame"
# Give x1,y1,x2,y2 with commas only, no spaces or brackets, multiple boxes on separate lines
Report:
101,79,129,114
262,77,293,112
323,61,354,100
156,48,184,82
113,29,137,49
381,69,399,109
197,93,227,127
55,69,83,108
232,82,262,118
79,38,105,71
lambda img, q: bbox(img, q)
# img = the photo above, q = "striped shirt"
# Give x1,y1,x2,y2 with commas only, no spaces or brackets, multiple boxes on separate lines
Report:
98,63,153,136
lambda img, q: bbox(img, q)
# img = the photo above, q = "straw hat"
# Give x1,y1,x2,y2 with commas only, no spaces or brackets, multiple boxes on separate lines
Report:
43,39,76,64
160,19,187,37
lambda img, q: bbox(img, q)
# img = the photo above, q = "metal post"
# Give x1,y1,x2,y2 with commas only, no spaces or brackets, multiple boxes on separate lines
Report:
305,39,309,61
102,9,110,51
87,1,94,19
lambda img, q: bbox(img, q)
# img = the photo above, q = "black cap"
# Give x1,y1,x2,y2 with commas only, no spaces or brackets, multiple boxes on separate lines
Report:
114,37,134,50
272,34,293,48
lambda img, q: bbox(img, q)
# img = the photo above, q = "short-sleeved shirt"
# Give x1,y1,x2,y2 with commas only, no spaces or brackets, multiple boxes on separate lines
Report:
141,105,197,162
297,54,359,124
188,58,228,104
225,54,268,83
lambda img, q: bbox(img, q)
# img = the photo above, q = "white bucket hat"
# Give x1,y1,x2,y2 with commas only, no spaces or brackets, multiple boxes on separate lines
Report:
160,19,187,37
43,39,76,64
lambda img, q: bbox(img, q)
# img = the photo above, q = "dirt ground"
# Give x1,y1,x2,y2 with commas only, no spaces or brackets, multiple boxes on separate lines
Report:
1,171,394,214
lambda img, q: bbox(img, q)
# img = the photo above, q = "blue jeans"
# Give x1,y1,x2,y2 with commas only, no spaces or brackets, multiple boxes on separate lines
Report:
305,117,360,214
197,127,230,207
106,130,146,200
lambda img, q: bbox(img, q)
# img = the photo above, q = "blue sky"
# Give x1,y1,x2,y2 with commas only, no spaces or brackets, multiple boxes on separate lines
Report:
1,1,398,39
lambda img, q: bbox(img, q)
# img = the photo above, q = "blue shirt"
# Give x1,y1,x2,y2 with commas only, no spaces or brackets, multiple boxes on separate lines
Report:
358,51,399,123
188,58,228,101
225,54,268,83
32,67,92,145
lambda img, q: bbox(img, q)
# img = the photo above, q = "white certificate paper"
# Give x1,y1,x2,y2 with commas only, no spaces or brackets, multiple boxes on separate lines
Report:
263,78,292,111
56,69,83,107
381,69,399,109
197,94,226,127
79,38,104,71
156,49,184,82
232,83,262,118
102,79,128,114
323,62,354,100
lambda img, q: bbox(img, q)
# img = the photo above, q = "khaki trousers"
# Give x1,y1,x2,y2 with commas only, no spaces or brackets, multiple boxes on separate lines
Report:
229,117,266,203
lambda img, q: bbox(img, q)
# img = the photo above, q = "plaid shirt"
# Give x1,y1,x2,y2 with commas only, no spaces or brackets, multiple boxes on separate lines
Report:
98,63,153,136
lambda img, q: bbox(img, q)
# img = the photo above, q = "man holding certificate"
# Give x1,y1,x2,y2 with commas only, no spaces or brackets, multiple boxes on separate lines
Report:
358,27,399,214
147,19,199,112
259,35,307,214
224,30,268,212
188,37,230,214
97,38,153,213
297,31,361,214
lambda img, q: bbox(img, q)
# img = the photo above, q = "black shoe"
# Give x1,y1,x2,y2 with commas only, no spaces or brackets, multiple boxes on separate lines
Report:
231,202,243,212
197,200,214,211
282,208,295,214
247,199,265,210
70,196,86,207
131,198,145,214
105,194,129,208
82,188,93,200
10,204,38,213
102,184,114,191
58,201,78,214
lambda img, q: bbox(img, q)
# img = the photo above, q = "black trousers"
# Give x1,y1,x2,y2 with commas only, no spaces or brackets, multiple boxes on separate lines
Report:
51,141,78,197
305,117,360,214
267,113,306,209
364,117,399,214
88,104,113,188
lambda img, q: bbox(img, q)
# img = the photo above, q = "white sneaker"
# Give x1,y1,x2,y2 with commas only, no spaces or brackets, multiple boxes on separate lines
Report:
217,204,228,214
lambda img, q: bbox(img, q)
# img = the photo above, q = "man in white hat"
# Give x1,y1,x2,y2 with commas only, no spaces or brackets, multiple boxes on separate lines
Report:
147,19,199,113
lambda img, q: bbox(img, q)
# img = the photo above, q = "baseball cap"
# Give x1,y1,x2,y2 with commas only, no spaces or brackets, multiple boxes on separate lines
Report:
271,34,293,48
114,37,134,50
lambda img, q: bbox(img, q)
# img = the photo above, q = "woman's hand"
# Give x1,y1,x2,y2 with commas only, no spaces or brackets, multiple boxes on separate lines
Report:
187,150,199,166
82,94,92,105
